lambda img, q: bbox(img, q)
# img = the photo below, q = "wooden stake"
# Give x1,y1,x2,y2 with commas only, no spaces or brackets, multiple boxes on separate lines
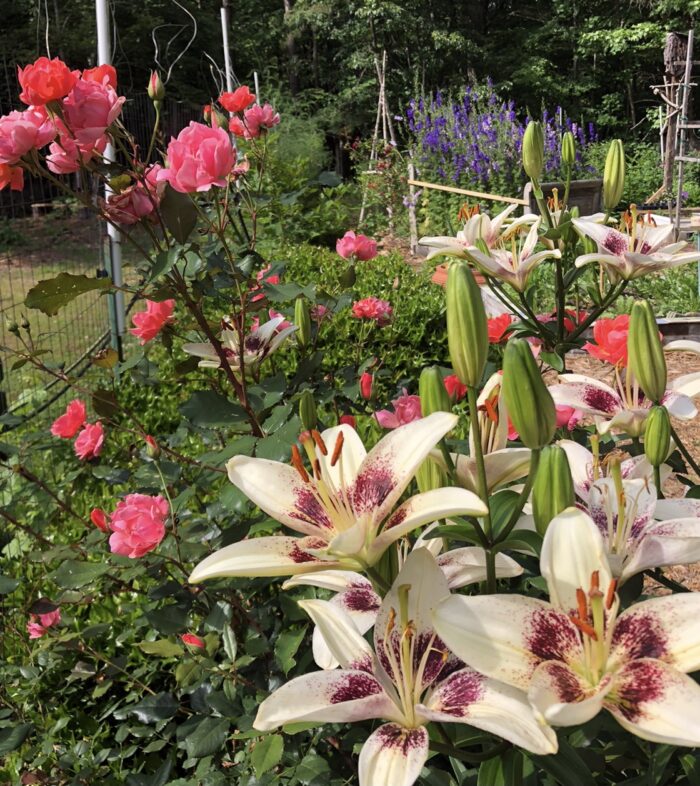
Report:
407,178,528,206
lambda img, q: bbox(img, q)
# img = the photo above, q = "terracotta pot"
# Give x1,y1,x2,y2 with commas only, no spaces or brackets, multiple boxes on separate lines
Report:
431,262,485,288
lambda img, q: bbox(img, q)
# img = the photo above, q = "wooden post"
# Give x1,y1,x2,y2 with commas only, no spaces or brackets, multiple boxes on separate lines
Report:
407,161,418,254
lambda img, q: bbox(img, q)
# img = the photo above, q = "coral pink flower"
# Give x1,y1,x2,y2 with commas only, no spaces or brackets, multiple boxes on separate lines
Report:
360,371,374,400
46,131,107,175
63,78,125,146
336,230,378,261
218,85,256,113
18,57,78,105
555,404,583,431
228,116,247,137
339,414,356,428
0,164,23,191
181,633,206,649
487,313,514,344
157,122,236,193
583,315,630,367
108,493,169,558
351,297,392,326
51,399,87,438
27,608,61,639
249,265,280,302
129,299,175,344
562,309,588,333
105,165,164,225
444,374,467,402
0,107,55,164
90,508,109,532
82,64,117,89
375,390,422,429
74,422,105,460
230,104,280,139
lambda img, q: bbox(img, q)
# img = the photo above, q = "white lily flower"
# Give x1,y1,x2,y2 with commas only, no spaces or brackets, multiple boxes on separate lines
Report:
435,508,700,746
549,372,698,437
665,340,700,395
284,524,522,670
420,204,537,260
255,549,557,786
573,215,700,281
188,414,488,582
182,316,296,371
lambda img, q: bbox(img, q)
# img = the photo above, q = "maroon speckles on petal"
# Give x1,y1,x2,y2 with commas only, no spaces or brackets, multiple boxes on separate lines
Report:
630,514,652,541
612,611,668,662
582,386,620,414
351,463,395,515
539,661,586,703
636,240,652,255
385,506,407,531
609,659,667,721
290,537,328,563
329,672,383,704
292,488,333,530
341,587,381,614
431,668,486,717
603,231,627,256
526,608,581,665
373,723,427,755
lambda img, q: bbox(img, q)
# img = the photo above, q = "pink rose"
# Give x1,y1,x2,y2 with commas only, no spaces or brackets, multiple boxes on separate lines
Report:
157,122,237,193
310,304,329,323
229,103,280,140
18,57,78,105
555,404,583,431
351,297,392,326
443,375,467,402
0,107,55,164
27,621,46,639
583,315,631,367
108,493,169,558
27,608,61,639
336,231,378,261
218,85,256,114
82,65,117,89
0,164,23,191
51,399,87,438
39,609,61,628
63,78,125,146
487,314,514,344
74,421,105,460
129,299,175,344
105,165,164,225
181,633,206,649
46,130,107,174
90,508,109,532
375,390,422,429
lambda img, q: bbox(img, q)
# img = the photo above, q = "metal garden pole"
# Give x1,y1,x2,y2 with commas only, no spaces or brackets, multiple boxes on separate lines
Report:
220,1,234,93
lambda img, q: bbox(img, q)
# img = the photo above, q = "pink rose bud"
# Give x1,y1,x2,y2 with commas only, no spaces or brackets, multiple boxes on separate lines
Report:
230,104,280,139
26,608,61,639
51,399,87,438
555,405,583,431
181,633,206,649
339,414,356,429
336,231,378,261
90,508,109,532
129,299,175,344
145,435,160,458
351,297,392,326
375,390,423,430
147,71,165,102
74,421,105,461
46,129,108,175
104,164,165,226
157,122,237,193
443,374,468,402
27,621,46,639
360,372,374,400
108,493,169,558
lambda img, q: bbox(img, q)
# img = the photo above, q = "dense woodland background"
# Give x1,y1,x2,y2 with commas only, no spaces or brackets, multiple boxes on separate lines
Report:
0,0,698,141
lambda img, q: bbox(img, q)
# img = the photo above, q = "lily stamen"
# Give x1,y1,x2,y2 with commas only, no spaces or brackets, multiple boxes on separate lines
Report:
291,445,309,483
605,579,618,609
570,615,599,640
330,432,344,467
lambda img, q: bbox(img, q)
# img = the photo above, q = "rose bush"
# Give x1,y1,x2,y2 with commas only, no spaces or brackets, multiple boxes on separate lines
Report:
2,56,700,786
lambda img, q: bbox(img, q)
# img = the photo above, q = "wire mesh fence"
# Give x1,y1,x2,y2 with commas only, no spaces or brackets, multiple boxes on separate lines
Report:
0,94,200,428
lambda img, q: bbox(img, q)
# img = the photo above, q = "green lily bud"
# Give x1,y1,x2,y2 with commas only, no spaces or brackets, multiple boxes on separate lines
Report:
522,121,544,182
644,406,671,467
299,389,317,431
628,300,666,403
561,131,576,168
294,297,312,349
501,338,556,449
419,367,451,416
603,139,625,211
416,367,450,493
532,445,575,536
446,261,488,388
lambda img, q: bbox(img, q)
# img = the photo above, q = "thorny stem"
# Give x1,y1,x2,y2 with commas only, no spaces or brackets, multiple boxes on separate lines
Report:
10,464,90,527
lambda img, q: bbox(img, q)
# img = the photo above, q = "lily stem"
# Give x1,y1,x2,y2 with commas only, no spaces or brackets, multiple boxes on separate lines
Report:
366,566,390,594
496,448,541,544
669,425,700,478
653,465,664,499
429,739,510,764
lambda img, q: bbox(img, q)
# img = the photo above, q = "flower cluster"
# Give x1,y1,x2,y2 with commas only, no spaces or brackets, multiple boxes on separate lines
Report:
51,399,105,461
217,85,280,140
92,494,169,558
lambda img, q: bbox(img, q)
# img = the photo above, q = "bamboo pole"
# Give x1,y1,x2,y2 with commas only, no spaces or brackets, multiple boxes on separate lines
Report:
407,178,528,206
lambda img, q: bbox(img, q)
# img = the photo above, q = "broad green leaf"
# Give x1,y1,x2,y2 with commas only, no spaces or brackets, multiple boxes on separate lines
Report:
0,575,19,594
138,639,184,657
145,604,189,634
160,185,197,244
251,734,284,778
25,273,112,315
180,390,247,428
222,625,237,661
527,739,597,786
478,757,505,786
493,529,543,556
0,724,32,755
49,560,111,589
293,751,330,785
275,626,306,675
681,753,700,786
92,388,120,418
117,692,178,724
183,716,230,758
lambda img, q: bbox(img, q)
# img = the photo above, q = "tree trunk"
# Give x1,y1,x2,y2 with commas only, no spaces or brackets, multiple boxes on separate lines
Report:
282,0,299,95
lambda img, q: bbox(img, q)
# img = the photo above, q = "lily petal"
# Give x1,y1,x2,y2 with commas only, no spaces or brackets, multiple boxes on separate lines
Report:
357,723,429,786
662,391,698,420
188,535,337,582
622,518,700,580
549,375,623,418
433,593,582,691
606,658,700,746
665,340,700,355
610,594,700,673
655,499,700,519
254,669,398,730
541,508,613,615
299,598,374,672
418,666,558,754
557,440,593,496
437,547,523,588
317,424,367,491
528,660,610,726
